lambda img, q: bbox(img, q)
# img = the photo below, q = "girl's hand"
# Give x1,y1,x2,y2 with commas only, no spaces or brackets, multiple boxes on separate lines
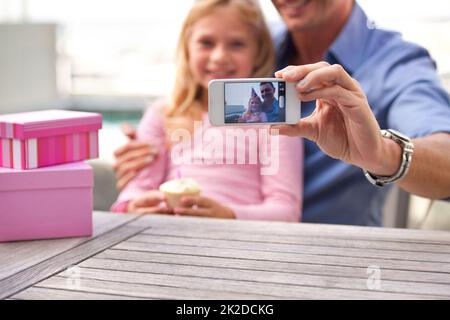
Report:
113,123,159,190
127,190,173,214
174,196,236,219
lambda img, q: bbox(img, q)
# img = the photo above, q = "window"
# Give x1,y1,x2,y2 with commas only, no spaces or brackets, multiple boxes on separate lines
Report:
2,0,448,98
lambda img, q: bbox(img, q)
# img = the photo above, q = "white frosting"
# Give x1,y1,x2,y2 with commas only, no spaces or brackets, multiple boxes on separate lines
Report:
159,178,201,194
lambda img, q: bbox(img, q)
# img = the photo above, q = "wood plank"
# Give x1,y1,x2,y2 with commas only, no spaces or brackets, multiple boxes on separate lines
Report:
128,234,450,263
76,258,450,298
53,268,440,299
90,211,141,237
11,286,145,300
141,227,450,254
98,249,450,285
0,211,139,281
113,241,450,273
131,215,450,244
36,276,281,300
0,222,146,300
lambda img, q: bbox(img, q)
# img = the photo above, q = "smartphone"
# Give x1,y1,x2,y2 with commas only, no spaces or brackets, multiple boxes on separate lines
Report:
208,78,300,125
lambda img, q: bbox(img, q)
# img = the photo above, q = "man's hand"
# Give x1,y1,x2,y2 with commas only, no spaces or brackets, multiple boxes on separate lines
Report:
272,62,401,176
113,123,159,190
174,196,236,219
127,190,173,214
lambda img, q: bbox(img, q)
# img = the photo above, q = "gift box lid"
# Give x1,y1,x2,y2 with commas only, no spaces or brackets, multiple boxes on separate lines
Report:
0,109,102,139
0,162,93,192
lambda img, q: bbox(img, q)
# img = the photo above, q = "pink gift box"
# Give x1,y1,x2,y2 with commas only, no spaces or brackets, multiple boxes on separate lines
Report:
0,109,102,169
0,162,93,242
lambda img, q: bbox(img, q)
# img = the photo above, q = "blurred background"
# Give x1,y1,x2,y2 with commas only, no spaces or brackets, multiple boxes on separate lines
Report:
1,0,449,226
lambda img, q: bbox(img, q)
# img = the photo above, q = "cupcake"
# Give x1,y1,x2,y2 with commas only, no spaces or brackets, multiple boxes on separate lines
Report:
159,178,201,208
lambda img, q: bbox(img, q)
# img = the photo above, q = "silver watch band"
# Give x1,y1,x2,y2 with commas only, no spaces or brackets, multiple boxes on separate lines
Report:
364,129,414,187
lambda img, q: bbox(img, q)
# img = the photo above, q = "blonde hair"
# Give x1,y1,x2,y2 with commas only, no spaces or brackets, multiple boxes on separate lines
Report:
247,94,263,113
164,0,275,134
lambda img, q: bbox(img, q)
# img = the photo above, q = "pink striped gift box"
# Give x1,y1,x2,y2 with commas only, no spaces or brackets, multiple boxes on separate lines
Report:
0,109,102,169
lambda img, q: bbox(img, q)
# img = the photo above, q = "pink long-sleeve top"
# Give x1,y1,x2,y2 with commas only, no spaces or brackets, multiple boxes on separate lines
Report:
112,102,303,222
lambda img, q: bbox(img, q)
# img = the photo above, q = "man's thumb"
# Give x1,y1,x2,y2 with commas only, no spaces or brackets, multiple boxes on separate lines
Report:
121,123,137,140
270,117,317,141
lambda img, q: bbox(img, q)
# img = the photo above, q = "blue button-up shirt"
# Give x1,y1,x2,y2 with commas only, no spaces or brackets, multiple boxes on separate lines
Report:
265,99,283,122
273,3,450,226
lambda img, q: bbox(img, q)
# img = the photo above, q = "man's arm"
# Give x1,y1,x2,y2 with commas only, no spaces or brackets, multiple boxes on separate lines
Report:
364,131,450,199
395,133,450,199
273,62,450,200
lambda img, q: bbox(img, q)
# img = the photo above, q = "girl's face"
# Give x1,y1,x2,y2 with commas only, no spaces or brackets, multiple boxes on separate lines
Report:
188,6,258,90
249,98,261,112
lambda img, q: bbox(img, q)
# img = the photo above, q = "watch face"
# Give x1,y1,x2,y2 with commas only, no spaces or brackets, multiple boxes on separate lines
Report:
388,129,410,142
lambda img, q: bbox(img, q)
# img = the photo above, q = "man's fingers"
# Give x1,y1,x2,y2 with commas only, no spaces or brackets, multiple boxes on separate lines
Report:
274,65,297,78
271,117,317,141
297,64,359,92
114,140,157,158
116,170,136,191
270,125,300,137
121,123,137,140
114,141,136,158
115,160,137,180
298,85,357,108
275,62,330,82
114,140,147,158
113,147,154,171
115,156,153,180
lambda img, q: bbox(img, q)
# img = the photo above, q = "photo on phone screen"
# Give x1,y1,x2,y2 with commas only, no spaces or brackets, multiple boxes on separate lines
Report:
224,81,286,124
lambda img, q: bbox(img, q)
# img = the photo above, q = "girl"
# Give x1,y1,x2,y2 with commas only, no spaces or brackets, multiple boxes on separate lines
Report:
112,0,302,221
239,90,268,123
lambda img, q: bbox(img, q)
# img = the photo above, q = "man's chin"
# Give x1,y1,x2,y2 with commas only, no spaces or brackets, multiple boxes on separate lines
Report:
284,17,320,33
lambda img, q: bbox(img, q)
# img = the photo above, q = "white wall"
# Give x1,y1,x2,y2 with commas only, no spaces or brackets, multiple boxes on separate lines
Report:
0,23,57,114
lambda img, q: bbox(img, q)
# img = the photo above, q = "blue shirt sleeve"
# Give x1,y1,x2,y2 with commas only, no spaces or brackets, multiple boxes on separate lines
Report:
380,42,450,137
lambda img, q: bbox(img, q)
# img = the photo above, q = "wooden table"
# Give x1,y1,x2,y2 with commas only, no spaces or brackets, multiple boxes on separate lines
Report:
1,211,450,300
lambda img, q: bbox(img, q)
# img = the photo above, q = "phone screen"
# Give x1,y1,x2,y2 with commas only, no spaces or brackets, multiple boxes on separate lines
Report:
224,81,286,124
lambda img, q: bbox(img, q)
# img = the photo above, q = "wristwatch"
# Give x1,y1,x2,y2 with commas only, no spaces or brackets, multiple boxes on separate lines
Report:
364,129,414,187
